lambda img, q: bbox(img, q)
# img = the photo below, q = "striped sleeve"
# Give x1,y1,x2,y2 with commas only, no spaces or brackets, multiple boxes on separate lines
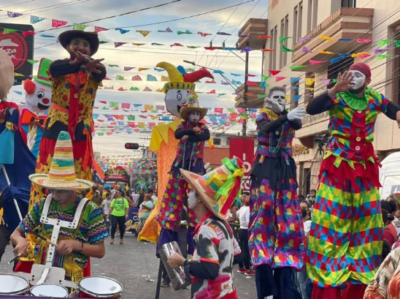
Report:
20,200,42,233
86,202,109,244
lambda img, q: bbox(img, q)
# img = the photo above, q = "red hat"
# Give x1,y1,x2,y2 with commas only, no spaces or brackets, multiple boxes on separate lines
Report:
349,62,371,79
183,68,214,83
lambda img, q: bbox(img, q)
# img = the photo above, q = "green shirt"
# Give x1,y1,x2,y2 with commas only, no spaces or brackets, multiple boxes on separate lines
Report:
110,197,129,217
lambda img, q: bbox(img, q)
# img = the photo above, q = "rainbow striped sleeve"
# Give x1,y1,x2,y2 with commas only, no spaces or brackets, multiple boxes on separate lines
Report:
20,200,42,234
86,202,109,244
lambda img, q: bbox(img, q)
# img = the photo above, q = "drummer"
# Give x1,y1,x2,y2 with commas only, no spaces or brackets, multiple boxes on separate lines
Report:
167,157,244,299
10,131,108,283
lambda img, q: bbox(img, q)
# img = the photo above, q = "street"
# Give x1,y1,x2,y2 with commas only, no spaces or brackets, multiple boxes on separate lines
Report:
0,233,258,299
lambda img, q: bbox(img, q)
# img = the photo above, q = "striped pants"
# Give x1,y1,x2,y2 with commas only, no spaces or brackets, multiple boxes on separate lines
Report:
306,171,383,288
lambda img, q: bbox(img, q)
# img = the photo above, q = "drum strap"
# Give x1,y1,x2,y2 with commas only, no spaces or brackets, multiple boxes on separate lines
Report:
40,195,89,267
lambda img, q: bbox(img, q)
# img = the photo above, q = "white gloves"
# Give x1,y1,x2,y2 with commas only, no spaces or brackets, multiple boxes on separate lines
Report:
287,106,306,121
265,98,284,114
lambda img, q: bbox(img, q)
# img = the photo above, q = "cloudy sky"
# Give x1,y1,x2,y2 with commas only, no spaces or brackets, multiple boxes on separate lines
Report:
2,0,268,156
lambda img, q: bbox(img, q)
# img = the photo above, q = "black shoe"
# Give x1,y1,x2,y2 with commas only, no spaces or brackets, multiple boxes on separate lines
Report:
161,281,170,288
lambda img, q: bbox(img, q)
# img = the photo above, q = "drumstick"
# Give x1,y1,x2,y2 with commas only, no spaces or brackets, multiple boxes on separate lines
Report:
27,228,58,247
8,253,21,264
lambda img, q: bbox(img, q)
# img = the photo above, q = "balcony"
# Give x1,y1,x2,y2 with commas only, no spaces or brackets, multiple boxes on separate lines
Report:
236,18,268,50
291,7,374,72
235,83,264,108
296,112,329,148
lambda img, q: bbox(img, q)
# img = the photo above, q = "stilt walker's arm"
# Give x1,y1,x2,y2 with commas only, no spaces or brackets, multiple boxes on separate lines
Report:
306,92,333,115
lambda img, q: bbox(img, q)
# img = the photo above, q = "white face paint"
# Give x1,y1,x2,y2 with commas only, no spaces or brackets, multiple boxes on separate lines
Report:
188,111,201,123
164,89,190,117
265,90,286,113
25,81,52,114
188,190,198,210
349,70,366,90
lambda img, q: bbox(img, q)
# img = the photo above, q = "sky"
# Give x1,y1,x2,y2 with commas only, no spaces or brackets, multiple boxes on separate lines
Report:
1,0,269,156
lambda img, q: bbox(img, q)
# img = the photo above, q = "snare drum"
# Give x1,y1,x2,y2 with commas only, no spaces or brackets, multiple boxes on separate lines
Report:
31,284,69,297
78,276,123,298
0,274,30,295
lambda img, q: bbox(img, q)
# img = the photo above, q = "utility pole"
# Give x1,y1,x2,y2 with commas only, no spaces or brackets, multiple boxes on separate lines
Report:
242,41,250,137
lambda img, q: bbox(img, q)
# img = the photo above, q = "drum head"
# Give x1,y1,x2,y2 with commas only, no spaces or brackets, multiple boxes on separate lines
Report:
80,276,123,297
0,274,29,295
31,284,69,297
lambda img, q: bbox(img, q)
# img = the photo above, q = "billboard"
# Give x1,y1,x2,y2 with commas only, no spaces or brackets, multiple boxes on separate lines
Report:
229,137,255,192
0,24,34,84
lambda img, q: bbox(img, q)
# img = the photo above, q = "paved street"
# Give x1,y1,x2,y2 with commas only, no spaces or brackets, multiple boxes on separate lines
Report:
0,233,257,299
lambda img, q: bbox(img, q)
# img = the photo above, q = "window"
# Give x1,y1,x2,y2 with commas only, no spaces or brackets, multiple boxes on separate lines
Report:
213,138,221,145
280,18,285,68
290,80,299,110
293,6,298,43
307,0,312,33
312,0,318,28
342,0,356,7
284,15,289,66
304,72,314,104
269,28,274,70
392,28,400,104
274,26,278,69
298,2,303,40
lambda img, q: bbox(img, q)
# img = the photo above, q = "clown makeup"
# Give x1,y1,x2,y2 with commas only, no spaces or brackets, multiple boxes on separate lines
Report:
188,190,198,210
265,89,287,113
69,38,91,56
188,111,201,124
349,70,366,91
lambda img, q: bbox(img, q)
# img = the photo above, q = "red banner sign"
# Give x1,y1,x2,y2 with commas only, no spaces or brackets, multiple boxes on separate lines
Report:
229,137,255,192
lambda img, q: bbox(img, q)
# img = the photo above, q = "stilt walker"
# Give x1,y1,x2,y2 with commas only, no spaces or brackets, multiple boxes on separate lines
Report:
29,30,106,208
248,86,307,299
306,63,400,299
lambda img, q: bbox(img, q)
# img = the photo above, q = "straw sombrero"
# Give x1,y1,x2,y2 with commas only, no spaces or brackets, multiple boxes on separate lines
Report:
29,131,94,190
180,157,244,219
58,30,100,55
0,49,14,101
179,91,208,121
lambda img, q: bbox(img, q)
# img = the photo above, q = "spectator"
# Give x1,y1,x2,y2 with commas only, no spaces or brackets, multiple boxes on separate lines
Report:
381,201,397,247
306,189,316,207
109,190,129,245
236,195,254,275
102,192,111,235
151,189,157,202
137,190,145,208
299,194,305,201
300,200,309,211
138,194,154,232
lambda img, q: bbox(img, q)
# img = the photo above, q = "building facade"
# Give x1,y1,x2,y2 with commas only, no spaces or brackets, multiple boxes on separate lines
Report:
252,0,400,196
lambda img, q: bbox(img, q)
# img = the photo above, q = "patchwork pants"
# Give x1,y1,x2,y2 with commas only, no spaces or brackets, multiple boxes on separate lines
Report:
306,171,383,289
249,178,305,269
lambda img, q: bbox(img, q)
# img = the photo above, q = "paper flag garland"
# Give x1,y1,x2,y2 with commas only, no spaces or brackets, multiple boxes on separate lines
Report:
99,41,108,44
357,38,372,43
138,68,150,71
289,66,305,70
205,47,217,50
52,19,68,28
330,57,345,63
117,28,130,34
31,15,45,24
221,81,230,85
299,37,312,42
114,42,126,48
290,77,300,83
377,39,391,47
116,75,125,80
161,76,169,81
302,47,312,54
247,81,258,86
305,78,315,85
320,35,334,41
241,46,253,52
124,67,135,71
319,50,334,55
171,43,184,47
217,32,231,36
213,70,224,74
262,75,272,81
137,30,151,37
306,87,314,91
143,87,152,92
147,74,157,81
73,24,88,31
261,49,274,52
187,46,201,49
395,41,400,47
309,60,324,65
279,36,291,43
27,59,39,64
269,70,281,76
7,11,23,18
276,76,286,82
208,90,216,94
293,95,302,102
132,43,145,46
282,45,294,52
319,79,331,84
376,54,390,60
132,75,142,81
3,28,18,34
231,73,241,76
130,87,139,91
154,67,164,72
177,30,192,35
247,74,257,77
205,80,216,84
151,43,164,46
95,26,109,32
258,35,273,39
338,38,352,42
373,48,388,55
158,27,173,33
352,52,369,58
198,31,212,37
232,80,242,85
